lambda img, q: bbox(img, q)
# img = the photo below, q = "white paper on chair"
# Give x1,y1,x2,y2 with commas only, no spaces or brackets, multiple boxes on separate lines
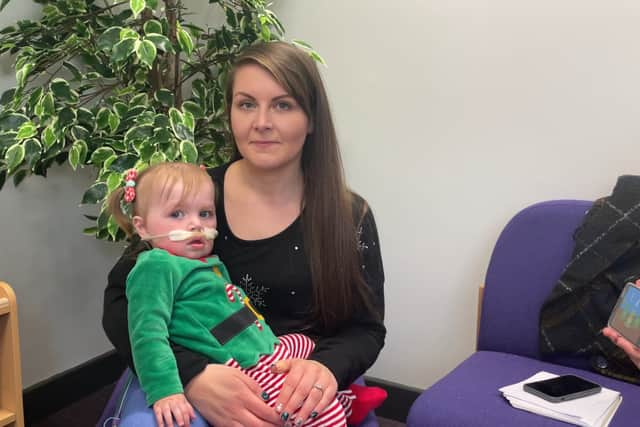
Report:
499,371,622,427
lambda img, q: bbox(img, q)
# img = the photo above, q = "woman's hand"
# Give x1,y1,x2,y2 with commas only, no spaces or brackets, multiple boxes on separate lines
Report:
602,326,640,369
184,364,281,427
271,359,338,426
153,393,195,427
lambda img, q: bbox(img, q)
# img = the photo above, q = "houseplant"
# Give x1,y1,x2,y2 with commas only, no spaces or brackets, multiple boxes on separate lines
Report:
0,0,320,241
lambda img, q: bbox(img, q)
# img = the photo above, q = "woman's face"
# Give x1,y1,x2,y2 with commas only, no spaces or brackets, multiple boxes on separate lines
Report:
230,63,310,172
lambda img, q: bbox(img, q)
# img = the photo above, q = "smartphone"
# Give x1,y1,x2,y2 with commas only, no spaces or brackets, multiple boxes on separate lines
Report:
608,282,640,346
523,375,601,403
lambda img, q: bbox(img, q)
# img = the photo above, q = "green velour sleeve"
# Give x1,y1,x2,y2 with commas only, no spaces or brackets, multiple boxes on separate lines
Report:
126,252,184,406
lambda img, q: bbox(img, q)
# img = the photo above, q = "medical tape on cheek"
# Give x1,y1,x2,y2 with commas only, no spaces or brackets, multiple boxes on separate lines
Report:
145,227,218,241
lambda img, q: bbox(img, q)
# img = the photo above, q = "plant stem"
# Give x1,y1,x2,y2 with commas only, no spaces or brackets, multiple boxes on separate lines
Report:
174,1,183,106
163,0,182,105
77,82,119,108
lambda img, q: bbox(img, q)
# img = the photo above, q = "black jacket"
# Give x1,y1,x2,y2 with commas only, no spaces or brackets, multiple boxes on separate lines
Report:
539,175,640,384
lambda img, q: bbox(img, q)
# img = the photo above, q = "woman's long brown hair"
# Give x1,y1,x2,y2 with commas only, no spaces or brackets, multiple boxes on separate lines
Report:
225,41,377,334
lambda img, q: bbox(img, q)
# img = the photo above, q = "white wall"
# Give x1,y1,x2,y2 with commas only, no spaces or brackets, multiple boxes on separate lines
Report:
0,3,120,388
272,0,640,389
2,0,640,391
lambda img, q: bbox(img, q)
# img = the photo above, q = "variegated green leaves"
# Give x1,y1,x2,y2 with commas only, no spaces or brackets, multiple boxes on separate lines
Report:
0,0,299,241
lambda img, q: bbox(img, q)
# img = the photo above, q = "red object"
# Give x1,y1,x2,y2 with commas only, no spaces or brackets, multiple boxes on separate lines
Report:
124,186,136,203
346,383,387,426
123,169,138,202
125,169,138,181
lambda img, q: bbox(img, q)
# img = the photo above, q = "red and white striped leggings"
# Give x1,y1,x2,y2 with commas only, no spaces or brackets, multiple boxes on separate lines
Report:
225,334,353,427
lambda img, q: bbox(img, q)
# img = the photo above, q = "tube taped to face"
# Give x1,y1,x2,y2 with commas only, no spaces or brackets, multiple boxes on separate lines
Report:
146,227,218,241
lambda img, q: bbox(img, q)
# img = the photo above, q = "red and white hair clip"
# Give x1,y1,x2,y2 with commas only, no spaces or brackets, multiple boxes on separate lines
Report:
123,169,138,203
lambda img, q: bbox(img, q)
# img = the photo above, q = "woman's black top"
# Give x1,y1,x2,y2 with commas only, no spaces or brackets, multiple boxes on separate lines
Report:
102,163,386,389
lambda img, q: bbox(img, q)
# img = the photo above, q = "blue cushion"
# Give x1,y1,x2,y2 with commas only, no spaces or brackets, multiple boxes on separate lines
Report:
478,200,591,359
407,351,639,427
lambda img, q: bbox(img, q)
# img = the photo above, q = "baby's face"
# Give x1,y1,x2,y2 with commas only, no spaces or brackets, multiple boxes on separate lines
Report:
140,180,217,259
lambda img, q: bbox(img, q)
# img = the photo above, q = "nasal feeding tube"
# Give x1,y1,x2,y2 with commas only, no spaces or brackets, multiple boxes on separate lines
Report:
145,227,218,241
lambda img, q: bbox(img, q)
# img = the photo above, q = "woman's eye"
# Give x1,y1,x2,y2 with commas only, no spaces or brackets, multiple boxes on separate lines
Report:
274,101,291,111
238,101,255,110
170,210,184,219
200,210,215,218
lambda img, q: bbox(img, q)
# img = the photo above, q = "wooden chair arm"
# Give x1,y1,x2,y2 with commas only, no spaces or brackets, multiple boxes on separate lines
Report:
477,284,485,349
0,281,24,427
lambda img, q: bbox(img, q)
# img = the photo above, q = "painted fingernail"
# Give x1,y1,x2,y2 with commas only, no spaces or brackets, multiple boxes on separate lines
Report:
295,418,304,426
261,391,270,401
281,412,290,421
275,402,283,413
310,411,318,419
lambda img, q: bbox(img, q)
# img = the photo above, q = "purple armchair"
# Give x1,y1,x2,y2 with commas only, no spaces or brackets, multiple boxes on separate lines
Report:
407,200,640,426
98,369,379,427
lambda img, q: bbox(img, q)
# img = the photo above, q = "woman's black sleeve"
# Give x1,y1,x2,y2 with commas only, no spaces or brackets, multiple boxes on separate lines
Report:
102,244,209,386
308,204,386,389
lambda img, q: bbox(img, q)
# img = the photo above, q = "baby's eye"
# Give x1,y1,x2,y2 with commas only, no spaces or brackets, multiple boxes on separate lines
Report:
170,210,184,219
200,210,215,218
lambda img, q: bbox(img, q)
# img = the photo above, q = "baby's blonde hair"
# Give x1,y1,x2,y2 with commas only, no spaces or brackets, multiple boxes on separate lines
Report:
107,162,213,238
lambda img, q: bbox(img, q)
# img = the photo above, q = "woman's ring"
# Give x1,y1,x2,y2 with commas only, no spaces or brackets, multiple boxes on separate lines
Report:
312,383,324,393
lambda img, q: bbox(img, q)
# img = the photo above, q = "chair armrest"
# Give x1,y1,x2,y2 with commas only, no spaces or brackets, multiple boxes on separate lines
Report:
477,284,484,349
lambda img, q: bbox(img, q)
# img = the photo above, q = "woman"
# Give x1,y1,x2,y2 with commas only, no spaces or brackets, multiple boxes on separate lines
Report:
603,328,640,369
103,41,386,426
603,280,640,374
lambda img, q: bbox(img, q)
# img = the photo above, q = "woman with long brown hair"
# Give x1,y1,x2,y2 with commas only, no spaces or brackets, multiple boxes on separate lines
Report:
103,41,385,427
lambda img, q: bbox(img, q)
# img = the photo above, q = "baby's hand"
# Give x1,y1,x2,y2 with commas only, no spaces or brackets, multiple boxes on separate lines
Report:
153,393,196,427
